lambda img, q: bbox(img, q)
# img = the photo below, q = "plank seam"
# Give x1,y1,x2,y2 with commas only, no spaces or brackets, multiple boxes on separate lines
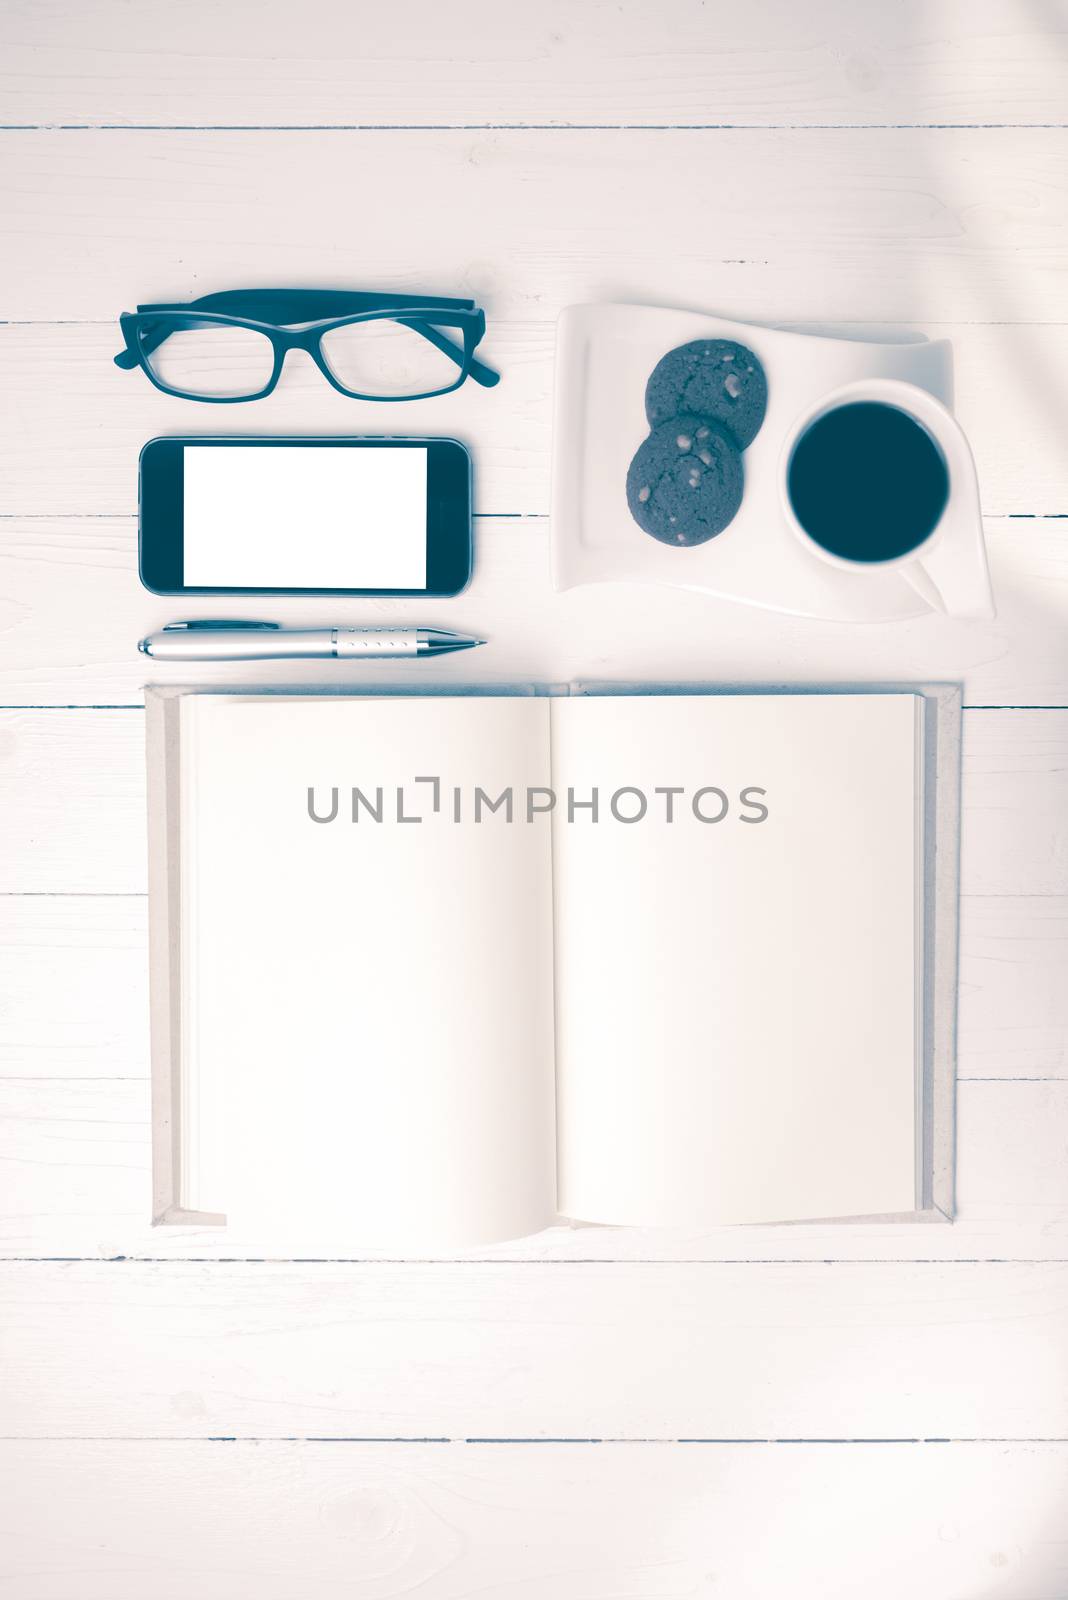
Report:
3,704,1067,713
1,1256,1065,1266
0,1432,1065,1444
2,122,1068,132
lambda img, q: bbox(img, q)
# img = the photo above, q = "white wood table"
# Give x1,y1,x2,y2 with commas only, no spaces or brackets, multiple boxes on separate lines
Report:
2,3,1067,1594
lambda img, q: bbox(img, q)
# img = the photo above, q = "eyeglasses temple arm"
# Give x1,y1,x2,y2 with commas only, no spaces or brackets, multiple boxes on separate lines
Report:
400,318,500,388
466,352,501,388
114,315,207,368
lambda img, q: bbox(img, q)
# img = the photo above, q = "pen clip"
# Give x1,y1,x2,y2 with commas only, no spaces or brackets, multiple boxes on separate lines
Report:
162,620,281,632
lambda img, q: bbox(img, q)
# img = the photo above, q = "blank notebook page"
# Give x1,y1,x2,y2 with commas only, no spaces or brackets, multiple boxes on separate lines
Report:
181,695,557,1247
551,693,923,1226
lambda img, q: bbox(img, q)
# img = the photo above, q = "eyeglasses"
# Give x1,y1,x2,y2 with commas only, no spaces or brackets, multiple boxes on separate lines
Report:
114,288,500,403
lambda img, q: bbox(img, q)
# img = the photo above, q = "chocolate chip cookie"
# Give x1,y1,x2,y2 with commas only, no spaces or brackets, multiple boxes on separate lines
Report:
645,339,767,450
625,415,743,546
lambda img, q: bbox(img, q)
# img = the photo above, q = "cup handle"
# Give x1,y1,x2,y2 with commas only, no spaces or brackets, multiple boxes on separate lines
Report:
900,536,996,620
899,559,947,613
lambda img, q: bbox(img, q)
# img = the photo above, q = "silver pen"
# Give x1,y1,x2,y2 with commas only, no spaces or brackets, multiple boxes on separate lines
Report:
138,621,486,661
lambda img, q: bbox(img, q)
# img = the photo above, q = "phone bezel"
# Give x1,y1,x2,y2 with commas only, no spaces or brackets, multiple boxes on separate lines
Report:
138,435,472,597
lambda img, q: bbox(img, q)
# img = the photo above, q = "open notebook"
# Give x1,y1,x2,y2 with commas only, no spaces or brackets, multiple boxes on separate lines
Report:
147,686,959,1244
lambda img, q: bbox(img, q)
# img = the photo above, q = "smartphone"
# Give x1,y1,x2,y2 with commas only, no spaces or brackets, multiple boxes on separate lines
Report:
138,436,472,596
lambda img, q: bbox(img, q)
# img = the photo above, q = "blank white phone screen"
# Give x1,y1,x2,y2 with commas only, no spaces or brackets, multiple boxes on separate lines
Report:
181,445,429,588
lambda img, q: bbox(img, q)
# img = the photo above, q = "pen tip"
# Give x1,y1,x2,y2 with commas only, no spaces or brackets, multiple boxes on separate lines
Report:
137,639,149,655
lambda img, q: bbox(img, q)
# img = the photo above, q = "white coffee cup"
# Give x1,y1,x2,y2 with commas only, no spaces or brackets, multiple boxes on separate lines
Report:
779,377,982,613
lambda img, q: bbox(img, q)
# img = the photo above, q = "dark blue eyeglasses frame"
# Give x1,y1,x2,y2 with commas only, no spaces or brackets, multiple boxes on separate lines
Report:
114,288,500,403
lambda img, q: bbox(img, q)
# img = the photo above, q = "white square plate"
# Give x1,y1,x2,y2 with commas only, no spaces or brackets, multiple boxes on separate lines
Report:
550,304,992,621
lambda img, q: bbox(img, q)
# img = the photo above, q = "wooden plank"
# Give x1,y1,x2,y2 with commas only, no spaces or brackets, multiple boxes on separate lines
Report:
3,891,1063,1085
3,709,1064,894
2,1258,1066,1438
0,710,148,893
1,131,1066,323
2,0,1064,128
0,321,1064,517
2,1439,1065,1600
958,896,1068,1080
2,1075,1066,1262
959,712,1068,896
0,322,551,519
3,515,1068,706
0,896,147,1078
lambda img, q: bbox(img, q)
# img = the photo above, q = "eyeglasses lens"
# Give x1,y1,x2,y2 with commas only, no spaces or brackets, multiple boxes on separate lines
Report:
318,318,462,397
141,321,276,399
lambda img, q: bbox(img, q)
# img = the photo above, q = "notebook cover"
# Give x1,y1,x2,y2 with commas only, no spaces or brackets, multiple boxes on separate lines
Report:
145,682,959,1229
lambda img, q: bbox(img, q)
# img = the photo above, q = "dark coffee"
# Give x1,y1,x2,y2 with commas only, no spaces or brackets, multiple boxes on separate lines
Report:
787,401,949,563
